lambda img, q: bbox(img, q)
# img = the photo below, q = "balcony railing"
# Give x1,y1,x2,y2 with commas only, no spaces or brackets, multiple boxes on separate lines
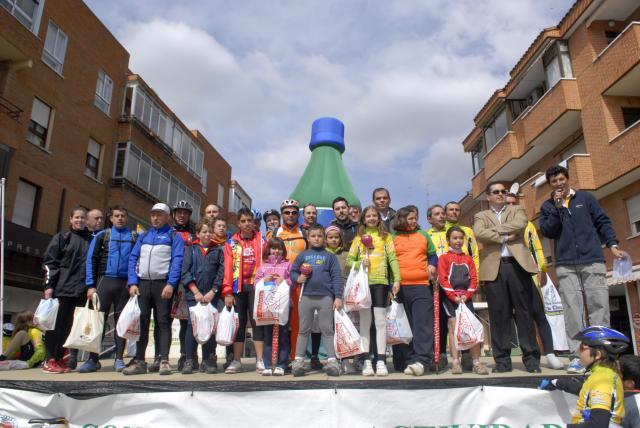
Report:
0,94,22,120
597,22,640,96
471,169,486,199
483,132,526,180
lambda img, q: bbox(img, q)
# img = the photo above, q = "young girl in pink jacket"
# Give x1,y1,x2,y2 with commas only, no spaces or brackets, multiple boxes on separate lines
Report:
254,237,293,376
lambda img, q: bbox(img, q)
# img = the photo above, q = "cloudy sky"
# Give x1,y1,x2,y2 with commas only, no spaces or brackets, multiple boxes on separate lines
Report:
85,0,573,218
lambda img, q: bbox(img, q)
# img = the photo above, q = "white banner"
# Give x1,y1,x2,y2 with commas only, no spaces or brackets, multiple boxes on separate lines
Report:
0,386,576,428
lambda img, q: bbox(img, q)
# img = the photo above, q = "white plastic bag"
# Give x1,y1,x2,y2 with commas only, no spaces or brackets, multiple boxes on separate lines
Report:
190,303,218,344
343,264,371,312
613,254,633,283
0,360,29,370
386,300,413,345
453,304,484,351
63,294,104,353
116,296,141,342
33,298,59,331
541,275,569,351
334,309,363,358
253,279,290,326
216,306,239,346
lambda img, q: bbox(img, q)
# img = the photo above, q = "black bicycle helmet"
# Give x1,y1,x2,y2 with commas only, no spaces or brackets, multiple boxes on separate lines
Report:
262,209,280,220
573,325,629,357
173,200,193,213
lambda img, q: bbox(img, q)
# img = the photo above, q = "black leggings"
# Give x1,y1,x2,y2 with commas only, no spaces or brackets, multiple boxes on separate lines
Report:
234,285,264,342
89,277,128,362
136,280,172,361
44,295,86,360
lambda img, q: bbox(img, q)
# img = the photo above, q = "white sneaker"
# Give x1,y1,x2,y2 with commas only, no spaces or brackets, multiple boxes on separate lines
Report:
362,360,375,377
375,361,388,377
225,360,242,374
256,359,265,373
545,353,564,370
273,367,285,376
403,362,424,376
261,368,272,376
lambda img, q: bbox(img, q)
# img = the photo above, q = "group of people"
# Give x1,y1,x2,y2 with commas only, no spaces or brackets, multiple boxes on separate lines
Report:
0,165,633,382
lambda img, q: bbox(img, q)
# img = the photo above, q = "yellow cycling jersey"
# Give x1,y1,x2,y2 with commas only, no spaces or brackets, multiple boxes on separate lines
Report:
572,364,624,426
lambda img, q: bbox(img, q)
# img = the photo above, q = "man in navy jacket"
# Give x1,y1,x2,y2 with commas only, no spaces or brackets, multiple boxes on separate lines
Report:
540,165,626,374
123,203,184,376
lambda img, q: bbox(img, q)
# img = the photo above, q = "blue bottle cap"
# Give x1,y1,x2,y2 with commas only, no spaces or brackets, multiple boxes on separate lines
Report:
309,117,345,153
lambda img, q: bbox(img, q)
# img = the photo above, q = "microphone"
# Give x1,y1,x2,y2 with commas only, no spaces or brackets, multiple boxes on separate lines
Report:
553,187,564,208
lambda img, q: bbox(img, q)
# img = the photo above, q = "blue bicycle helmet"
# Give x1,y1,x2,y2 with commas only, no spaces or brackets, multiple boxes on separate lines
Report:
251,209,262,221
573,325,629,357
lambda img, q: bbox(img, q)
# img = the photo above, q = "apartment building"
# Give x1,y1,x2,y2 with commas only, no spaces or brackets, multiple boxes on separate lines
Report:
459,0,640,351
0,0,236,316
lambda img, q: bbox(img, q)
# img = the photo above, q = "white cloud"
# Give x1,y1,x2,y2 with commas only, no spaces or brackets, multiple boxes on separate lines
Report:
86,0,574,214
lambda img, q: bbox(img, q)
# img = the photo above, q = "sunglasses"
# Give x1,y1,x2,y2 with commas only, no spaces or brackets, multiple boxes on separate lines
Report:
282,210,298,216
491,189,508,195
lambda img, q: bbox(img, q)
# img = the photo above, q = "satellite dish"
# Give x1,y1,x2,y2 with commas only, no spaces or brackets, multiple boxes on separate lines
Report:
509,182,520,195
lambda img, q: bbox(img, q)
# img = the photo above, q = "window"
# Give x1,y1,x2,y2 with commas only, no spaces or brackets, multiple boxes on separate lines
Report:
543,41,573,90
132,87,172,145
12,179,39,228
483,108,508,151
85,139,101,179
42,20,68,75
201,168,208,194
26,97,52,149
606,31,621,45
627,194,640,236
1,0,42,32
95,71,113,115
561,138,586,161
217,184,225,208
622,108,640,129
471,141,485,174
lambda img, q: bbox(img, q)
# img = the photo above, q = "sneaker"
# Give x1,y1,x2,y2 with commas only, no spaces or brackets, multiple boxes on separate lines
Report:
114,359,126,372
362,360,375,377
78,359,99,373
451,361,463,375
148,356,161,373
403,362,425,376
292,359,306,377
375,361,388,377
353,356,364,372
546,353,564,370
256,359,265,373
341,359,354,375
273,367,285,376
225,360,242,374
57,360,71,373
182,359,194,375
200,358,218,374
325,359,341,377
177,355,186,372
122,360,148,376
42,359,64,374
472,362,490,375
261,368,273,376
310,356,323,371
65,355,77,371
223,351,234,370
567,358,585,374
159,360,172,375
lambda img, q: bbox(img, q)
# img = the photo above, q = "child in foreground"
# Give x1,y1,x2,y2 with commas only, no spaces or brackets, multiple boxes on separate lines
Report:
290,224,343,377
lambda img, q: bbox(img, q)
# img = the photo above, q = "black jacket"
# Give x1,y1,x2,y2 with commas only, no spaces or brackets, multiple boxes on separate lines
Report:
330,218,358,249
43,228,93,297
180,242,224,300
540,190,618,266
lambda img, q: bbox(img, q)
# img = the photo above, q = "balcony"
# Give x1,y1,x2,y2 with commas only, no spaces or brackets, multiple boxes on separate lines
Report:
471,169,486,199
521,173,552,219
599,22,640,96
521,79,582,147
566,154,595,191
483,132,528,181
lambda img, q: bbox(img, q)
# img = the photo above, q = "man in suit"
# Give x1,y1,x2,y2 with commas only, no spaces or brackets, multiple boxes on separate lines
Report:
473,181,541,373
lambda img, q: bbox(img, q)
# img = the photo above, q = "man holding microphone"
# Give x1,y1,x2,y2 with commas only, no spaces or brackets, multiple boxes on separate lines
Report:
540,165,626,374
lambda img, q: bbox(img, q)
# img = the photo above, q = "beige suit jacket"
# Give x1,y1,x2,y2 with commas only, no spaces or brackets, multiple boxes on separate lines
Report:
472,205,537,282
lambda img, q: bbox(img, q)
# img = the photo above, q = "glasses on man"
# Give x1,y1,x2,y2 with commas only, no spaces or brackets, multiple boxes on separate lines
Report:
491,189,508,195
282,210,298,216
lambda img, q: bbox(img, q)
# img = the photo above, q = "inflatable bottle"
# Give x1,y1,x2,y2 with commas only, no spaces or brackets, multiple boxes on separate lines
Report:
290,117,361,226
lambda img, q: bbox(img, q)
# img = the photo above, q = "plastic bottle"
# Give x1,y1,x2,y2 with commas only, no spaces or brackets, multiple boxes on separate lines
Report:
290,117,361,226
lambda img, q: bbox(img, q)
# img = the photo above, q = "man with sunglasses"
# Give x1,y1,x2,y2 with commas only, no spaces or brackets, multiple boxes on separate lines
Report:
268,199,308,360
473,182,541,373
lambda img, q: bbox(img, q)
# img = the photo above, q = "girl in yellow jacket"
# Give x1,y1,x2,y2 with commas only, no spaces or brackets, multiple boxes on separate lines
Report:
347,205,401,377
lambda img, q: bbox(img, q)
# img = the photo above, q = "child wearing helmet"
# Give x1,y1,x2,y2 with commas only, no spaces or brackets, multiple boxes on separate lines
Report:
569,326,629,427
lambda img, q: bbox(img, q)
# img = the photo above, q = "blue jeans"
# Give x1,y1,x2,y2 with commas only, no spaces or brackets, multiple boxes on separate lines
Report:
263,322,290,369
186,299,217,361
